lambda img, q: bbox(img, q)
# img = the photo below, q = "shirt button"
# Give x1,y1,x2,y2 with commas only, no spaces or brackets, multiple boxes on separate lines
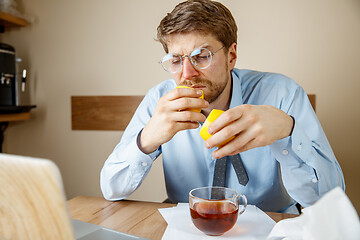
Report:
141,162,148,167
297,144,302,151
312,178,318,183
282,149,289,155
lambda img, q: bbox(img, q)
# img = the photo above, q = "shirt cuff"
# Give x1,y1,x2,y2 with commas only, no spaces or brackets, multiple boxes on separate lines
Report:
271,118,313,167
135,128,161,161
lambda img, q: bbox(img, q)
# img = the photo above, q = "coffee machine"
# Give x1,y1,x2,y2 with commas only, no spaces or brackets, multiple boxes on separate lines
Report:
0,42,35,113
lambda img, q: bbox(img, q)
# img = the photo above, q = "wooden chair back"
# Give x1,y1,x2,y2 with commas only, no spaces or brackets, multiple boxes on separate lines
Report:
71,94,316,131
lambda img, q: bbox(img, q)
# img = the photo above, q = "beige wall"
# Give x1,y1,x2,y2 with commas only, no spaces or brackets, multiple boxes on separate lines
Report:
1,0,360,213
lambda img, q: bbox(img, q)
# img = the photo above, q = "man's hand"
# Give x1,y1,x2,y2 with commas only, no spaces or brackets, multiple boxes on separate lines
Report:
139,87,208,154
205,104,294,158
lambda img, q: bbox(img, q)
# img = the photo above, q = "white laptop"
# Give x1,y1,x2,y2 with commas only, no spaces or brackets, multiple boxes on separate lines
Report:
0,153,148,240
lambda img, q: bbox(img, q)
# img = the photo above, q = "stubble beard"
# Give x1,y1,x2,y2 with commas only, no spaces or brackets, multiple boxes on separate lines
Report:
180,76,229,103
189,65,230,104
206,73,230,103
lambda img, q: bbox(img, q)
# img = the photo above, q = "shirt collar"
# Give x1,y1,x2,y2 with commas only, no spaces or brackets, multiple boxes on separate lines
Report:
229,70,244,109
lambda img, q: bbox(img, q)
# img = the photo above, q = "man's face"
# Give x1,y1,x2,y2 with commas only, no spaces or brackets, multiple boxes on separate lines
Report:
166,32,235,103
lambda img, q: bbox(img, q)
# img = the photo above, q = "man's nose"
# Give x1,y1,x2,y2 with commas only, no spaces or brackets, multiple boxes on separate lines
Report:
182,57,199,79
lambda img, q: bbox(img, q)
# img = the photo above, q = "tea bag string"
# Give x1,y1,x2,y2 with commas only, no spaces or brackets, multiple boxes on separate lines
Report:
212,154,249,187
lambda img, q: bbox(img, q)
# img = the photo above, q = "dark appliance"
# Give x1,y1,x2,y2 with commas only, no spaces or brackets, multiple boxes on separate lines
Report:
0,43,16,106
0,43,35,113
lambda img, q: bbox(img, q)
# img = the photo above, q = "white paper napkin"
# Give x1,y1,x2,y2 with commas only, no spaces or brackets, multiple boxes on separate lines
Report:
267,187,360,240
159,203,275,240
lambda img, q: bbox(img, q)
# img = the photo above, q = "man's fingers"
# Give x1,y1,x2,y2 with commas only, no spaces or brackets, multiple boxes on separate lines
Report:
173,111,206,123
212,132,253,158
208,106,245,134
170,97,209,112
166,87,203,101
175,121,200,131
205,114,251,149
238,139,259,153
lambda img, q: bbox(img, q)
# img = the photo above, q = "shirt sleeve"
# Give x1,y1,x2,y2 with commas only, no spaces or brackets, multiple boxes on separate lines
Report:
270,86,345,207
100,91,162,201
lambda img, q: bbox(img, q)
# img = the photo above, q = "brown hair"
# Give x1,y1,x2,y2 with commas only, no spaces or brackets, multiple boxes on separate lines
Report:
157,0,237,53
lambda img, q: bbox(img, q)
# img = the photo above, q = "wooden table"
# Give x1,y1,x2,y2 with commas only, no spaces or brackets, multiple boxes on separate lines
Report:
68,196,297,240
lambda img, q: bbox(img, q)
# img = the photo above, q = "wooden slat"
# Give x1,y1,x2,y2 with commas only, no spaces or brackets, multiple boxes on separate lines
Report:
71,96,144,131
308,94,316,112
0,11,28,28
71,94,315,131
0,112,31,122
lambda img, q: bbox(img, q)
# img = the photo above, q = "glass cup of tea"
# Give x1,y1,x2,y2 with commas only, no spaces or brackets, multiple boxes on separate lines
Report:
189,186,247,236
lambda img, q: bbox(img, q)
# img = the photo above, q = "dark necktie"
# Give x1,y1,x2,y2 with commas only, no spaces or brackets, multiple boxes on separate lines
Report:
212,154,249,187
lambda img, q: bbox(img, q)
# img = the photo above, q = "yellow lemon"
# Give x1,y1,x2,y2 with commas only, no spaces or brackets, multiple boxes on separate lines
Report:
200,109,235,147
176,86,204,113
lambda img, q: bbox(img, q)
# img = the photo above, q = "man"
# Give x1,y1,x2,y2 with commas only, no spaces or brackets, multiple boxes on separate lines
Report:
100,0,344,214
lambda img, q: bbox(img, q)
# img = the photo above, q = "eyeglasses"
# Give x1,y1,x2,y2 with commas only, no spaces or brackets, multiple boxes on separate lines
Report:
159,46,225,73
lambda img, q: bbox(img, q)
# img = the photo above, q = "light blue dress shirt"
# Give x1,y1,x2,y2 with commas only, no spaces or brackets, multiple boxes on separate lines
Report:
100,69,345,214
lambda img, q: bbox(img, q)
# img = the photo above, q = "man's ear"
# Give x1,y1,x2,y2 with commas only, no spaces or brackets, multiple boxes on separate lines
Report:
227,43,237,70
